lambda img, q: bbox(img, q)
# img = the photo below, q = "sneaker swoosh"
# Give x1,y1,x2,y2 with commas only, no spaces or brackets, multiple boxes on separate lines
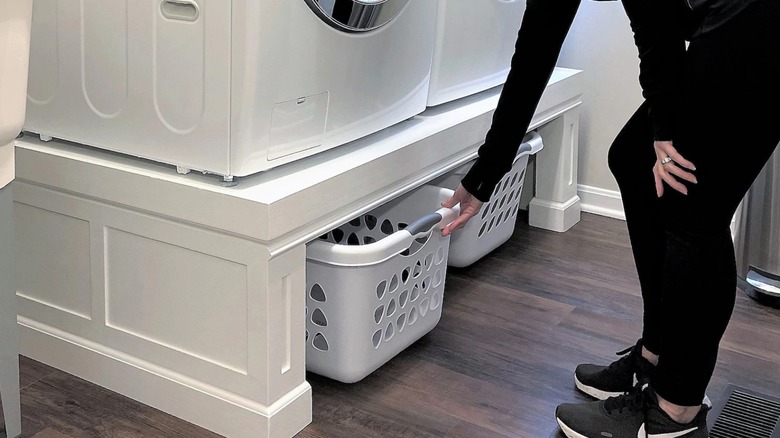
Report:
637,423,699,438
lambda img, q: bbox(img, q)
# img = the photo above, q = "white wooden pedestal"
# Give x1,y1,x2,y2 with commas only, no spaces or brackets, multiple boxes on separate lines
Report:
12,68,582,438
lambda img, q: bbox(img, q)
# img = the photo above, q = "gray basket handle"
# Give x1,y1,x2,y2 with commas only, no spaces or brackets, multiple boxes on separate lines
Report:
513,131,544,163
404,212,444,237
405,205,460,239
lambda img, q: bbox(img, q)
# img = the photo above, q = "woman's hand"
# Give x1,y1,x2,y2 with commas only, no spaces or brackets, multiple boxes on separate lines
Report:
653,140,697,197
441,184,484,236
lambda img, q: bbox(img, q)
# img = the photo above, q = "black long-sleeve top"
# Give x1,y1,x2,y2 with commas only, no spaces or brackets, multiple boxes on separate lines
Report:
461,0,582,202
461,0,759,202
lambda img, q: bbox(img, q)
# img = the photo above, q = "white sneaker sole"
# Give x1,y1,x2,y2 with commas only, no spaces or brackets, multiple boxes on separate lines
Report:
574,374,625,400
556,416,589,438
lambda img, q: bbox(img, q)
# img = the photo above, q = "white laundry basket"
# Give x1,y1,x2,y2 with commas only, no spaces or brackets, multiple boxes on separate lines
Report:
305,185,459,383
433,131,543,268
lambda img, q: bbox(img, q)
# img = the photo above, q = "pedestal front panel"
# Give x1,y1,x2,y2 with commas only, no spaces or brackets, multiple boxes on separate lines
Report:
13,181,311,438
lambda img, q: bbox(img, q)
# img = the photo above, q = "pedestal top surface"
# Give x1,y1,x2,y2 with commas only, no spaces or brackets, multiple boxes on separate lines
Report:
15,68,582,249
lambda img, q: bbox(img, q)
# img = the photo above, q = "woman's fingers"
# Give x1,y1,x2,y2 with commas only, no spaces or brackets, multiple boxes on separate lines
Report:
664,162,698,184
654,166,664,197
441,211,474,236
443,199,483,235
665,149,696,171
654,140,697,171
653,140,697,196
663,172,689,195
441,195,459,209
441,184,483,236
655,162,689,195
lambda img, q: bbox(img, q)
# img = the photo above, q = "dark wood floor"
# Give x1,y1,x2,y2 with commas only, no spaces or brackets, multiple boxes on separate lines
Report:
2,212,779,438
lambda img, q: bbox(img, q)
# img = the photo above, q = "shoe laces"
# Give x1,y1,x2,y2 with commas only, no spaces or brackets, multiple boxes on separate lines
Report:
615,344,634,356
602,344,637,374
604,382,647,415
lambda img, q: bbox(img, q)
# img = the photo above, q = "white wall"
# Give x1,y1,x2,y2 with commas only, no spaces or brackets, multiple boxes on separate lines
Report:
557,0,643,219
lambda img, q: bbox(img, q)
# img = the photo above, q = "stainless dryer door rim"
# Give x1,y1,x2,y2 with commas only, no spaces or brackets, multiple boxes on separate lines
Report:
304,0,410,32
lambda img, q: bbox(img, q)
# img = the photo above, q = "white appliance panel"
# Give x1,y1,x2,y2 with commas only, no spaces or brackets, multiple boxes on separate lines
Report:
427,0,526,107
24,0,438,178
25,0,232,175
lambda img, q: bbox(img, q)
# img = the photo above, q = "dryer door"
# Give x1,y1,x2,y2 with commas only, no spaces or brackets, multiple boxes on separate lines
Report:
304,0,410,32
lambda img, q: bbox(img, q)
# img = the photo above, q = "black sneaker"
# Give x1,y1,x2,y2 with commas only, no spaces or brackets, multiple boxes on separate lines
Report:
555,383,710,438
575,339,655,400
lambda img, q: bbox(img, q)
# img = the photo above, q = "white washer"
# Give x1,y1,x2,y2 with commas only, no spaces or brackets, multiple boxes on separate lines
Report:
1,0,32,189
23,0,437,179
427,0,526,107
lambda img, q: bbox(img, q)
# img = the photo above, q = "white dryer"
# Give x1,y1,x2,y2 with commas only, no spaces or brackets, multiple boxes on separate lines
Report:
23,0,437,180
427,0,526,107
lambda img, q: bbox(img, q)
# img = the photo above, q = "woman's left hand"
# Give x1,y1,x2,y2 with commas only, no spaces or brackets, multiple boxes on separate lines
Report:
653,140,697,197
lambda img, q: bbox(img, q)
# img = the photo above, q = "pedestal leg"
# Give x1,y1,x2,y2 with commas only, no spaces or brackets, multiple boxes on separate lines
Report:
0,184,21,438
529,107,582,232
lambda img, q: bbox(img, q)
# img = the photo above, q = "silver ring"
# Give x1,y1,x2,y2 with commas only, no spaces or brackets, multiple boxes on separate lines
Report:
661,156,673,165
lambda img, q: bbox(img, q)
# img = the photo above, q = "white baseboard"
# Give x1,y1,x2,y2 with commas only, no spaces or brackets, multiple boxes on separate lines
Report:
577,186,740,234
577,184,625,220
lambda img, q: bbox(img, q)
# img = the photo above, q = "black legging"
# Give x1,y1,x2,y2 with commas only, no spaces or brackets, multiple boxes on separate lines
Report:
608,0,780,407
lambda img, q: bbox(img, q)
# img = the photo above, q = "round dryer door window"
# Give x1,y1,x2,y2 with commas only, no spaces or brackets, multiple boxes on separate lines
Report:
304,0,410,32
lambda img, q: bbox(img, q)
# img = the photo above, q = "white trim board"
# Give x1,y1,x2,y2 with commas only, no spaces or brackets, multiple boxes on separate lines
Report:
577,185,740,237
578,184,626,220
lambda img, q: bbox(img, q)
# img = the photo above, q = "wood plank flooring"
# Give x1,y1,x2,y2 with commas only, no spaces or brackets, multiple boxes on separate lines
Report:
2,212,779,438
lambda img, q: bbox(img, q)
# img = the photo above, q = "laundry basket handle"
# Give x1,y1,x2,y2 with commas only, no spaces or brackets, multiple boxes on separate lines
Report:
306,205,459,267
405,212,445,237
514,131,544,163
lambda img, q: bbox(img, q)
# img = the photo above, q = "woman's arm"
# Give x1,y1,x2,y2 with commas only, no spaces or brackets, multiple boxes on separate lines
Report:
460,0,582,202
